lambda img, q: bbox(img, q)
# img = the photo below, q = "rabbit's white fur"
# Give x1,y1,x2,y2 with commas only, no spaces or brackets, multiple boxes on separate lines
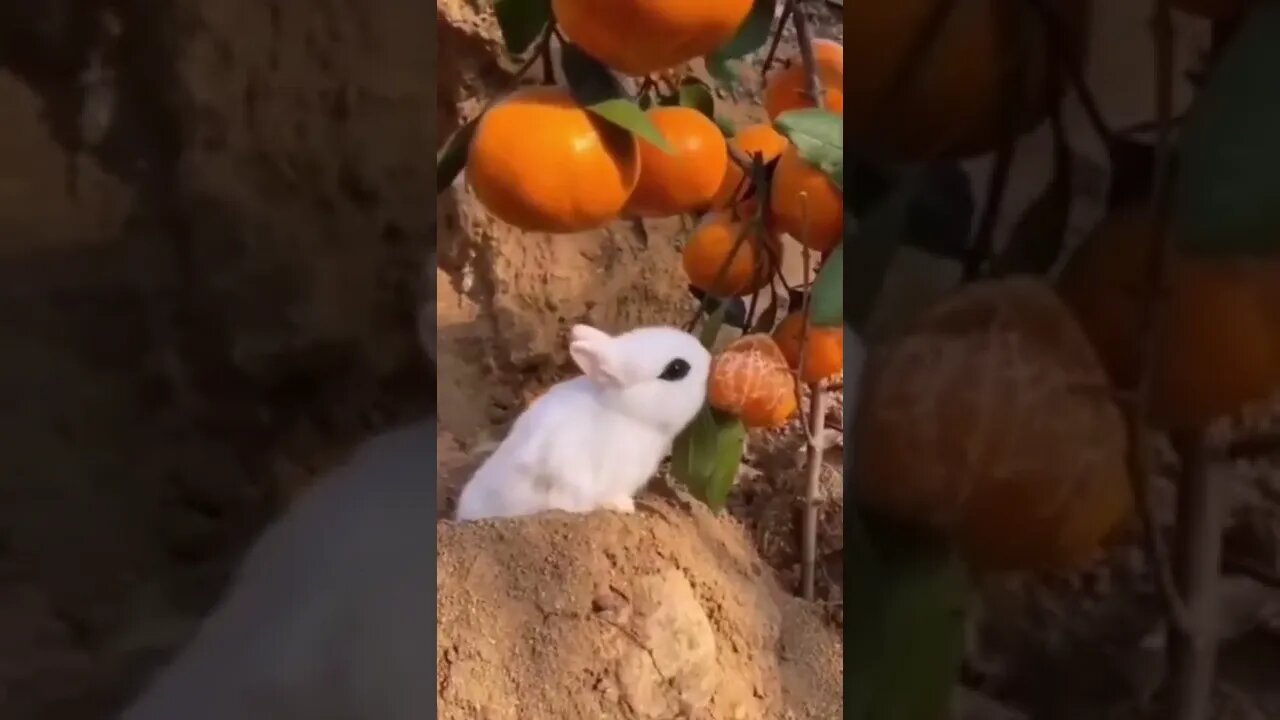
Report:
120,419,437,720
455,324,711,521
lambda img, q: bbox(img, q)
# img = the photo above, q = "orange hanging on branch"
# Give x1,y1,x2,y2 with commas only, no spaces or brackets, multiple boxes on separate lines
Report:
682,212,780,297
552,0,754,76
773,311,844,384
763,39,845,119
466,86,639,233
1057,207,1280,431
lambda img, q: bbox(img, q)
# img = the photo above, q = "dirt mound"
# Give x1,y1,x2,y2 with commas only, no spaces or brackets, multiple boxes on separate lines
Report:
436,499,842,720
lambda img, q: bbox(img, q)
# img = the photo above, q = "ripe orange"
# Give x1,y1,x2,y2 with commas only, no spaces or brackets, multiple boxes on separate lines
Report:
769,145,843,252
763,39,845,120
466,86,639,233
1057,208,1280,431
682,212,779,297
552,0,754,76
855,277,1132,572
772,311,844,384
708,334,799,428
626,107,729,218
844,0,1091,161
1172,0,1250,19
710,123,790,210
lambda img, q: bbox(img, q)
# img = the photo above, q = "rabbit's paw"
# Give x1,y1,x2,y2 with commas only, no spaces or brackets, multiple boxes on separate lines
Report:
601,496,636,514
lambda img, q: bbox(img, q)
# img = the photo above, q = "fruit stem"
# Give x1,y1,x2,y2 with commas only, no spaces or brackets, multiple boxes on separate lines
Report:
962,138,1015,281
1022,0,1114,147
790,2,826,110
760,1,795,88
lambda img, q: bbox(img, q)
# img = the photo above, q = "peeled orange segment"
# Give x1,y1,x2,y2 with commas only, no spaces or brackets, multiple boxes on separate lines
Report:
708,334,798,428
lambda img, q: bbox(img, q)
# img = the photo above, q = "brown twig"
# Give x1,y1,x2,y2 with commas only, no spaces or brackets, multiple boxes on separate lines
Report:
800,380,828,601
963,139,1015,280
760,1,796,85
1120,0,1195,651
1147,2,1222,718
1021,0,1113,148
792,195,818,447
1166,431,1223,720
1116,113,1188,138
1221,557,1280,591
794,191,826,601
1227,432,1280,460
540,32,556,84
790,3,826,109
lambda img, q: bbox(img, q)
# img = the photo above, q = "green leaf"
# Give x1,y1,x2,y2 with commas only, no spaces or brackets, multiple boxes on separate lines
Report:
706,0,776,66
436,116,480,194
699,300,729,348
848,510,970,720
677,78,716,121
561,41,674,154
810,243,844,327
1174,1,1280,256
774,108,844,192
670,407,747,509
493,0,551,56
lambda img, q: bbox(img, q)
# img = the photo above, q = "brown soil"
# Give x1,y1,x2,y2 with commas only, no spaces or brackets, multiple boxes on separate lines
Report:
437,499,842,720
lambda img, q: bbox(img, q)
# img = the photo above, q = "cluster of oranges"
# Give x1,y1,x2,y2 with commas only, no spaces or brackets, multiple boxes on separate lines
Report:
463,42,844,252
853,207,1280,573
462,2,847,433
460,0,1280,576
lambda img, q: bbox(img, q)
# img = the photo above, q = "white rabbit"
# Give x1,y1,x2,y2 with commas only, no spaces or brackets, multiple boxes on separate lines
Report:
454,323,711,521
120,418,437,720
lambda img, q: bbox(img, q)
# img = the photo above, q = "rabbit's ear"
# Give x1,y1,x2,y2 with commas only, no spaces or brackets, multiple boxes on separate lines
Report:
569,325,624,387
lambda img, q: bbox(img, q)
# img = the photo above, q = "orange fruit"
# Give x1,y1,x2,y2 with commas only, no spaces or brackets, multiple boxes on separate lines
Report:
763,39,845,120
626,107,729,218
772,311,844,384
466,86,639,233
708,334,799,428
845,0,1092,161
710,123,790,210
1057,207,1280,431
1172,0,1251,19
682,212,779,297
552,0,754,76
770,145,843,252
856,278,1132,572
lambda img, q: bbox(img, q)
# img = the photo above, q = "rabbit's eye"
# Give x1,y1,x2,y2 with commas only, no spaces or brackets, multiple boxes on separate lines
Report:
658,358,691,381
